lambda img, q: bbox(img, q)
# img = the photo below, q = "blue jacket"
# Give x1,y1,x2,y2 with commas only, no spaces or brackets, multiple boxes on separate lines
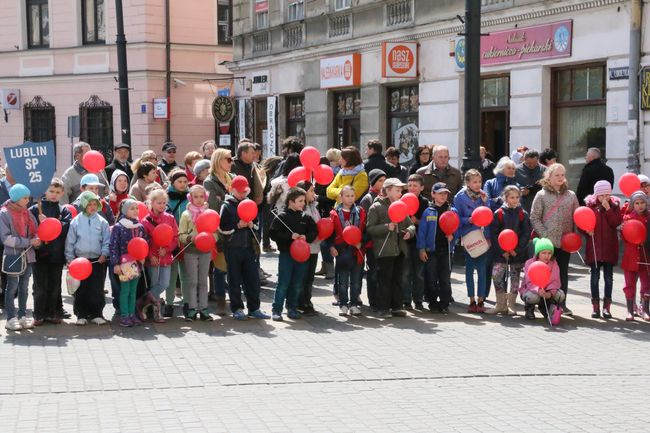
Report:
109,217,147,266
489,204,531,264
453,188,491,239
64,212,110,262
416,203,459,252
484,174,519,210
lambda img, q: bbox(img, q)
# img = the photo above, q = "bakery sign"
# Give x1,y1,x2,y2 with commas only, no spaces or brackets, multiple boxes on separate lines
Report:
481,20,573,66
320,54,361,89
382,42,418,79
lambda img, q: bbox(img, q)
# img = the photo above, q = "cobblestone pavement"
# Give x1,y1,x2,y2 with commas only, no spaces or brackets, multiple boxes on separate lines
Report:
0,253,648,432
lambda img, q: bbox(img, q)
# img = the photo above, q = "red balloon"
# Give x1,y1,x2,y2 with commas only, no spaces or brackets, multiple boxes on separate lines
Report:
127,238,149,260
64,204,78,218
561,232,582,253
288,166,311,187
69,257,92,281
152,223,173,246
619,173,641,197
317,218,334,240
388,200,409,223
498,229,518,252
471,206,493,227
37,217,62,242
211,247,218,261
290,239,311,263
237,199,258,223
342,226,362,246
194,232,216,252
195,209,220,233
439,211,460,235
137,201,149,220
528,261,552,288
299,146,321,170
313,164,335,185
82,150,106,173
401,193,419,216
622,219,647,245
573,206,596,232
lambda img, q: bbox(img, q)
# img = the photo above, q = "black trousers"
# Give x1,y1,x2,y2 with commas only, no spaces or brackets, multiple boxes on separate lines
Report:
555,248,571,299
376,254,404,311
424,251,452,309
365,249,379,308
73,261,107,320
33,262,64,320
301,253,318,309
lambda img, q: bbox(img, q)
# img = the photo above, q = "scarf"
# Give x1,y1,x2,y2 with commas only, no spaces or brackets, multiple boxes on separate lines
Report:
167,187,186,203
186,194,208,223
5,201,36,238
466,188,482,201
109,192,130,217
341,164,364,177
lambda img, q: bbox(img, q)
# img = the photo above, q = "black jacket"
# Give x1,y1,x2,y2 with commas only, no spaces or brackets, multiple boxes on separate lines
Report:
105,159,133,184
219,195,257,250
158,159,181,175
363,154,393,177
269,208,317,253
29,199,72,264
576,158,614,206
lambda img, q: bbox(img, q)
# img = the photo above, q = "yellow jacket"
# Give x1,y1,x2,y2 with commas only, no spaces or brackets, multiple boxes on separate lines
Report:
326,168,369,204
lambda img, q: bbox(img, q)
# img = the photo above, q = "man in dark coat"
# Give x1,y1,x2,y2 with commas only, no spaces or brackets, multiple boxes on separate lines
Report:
158,141,181,175
104,143,133,183
478,146,496,186
576,147,614,206
416,145,463,201
515,149,546,213
363,139,393,175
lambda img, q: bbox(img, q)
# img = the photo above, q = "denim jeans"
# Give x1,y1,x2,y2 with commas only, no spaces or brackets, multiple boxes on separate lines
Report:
301,253,318,309
147,265,172,299
590,262,613,299
4,263,32,320
273,251,307,314
213,269,227,297
423,251,452,308
464,252,488,298
320,239,334,264
225,247,261,313
337,262,363,307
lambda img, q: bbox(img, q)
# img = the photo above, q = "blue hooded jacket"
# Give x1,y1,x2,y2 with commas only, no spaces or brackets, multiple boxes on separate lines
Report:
453,187,491,239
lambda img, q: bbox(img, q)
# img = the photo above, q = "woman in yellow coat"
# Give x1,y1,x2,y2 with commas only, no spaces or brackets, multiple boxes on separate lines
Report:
326,146,369,204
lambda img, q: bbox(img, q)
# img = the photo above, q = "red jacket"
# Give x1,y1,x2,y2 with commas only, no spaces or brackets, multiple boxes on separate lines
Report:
583,195,622,265
141,210,179,267
621,210,650,273
329,205,368,265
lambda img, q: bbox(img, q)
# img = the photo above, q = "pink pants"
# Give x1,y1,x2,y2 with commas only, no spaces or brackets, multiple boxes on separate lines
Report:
623,270,650,300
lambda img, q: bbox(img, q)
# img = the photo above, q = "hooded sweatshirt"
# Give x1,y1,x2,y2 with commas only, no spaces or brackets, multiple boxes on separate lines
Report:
108,169,132,218
109,214,147,267
0,200,38,263
64,193,110,262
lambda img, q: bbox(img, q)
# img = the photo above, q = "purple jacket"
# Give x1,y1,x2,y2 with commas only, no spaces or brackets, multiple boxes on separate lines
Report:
109,217,147,266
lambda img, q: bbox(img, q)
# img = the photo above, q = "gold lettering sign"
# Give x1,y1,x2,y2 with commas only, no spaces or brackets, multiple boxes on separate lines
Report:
642,67,650,110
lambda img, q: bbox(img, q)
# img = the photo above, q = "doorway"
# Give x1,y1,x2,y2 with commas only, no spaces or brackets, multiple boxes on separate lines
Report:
481,110,509,161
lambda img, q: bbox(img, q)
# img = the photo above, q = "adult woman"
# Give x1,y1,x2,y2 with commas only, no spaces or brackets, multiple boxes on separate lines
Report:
201,140,216,161
530,163,579,315
183,151,203,184
408,145,432,175
130,150,167,187
484,157,519,210
326,146,369,204
129,162,163,202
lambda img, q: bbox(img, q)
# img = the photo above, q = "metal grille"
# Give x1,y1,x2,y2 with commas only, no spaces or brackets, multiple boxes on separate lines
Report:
386,0,412,27
79,95,113,163
283,25,303,48
252,32,270,53
329,14,351,38
23,95,56,146
245,99,255,141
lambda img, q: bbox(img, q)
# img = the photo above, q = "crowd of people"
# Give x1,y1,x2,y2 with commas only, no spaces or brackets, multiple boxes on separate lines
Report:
1,137,648,331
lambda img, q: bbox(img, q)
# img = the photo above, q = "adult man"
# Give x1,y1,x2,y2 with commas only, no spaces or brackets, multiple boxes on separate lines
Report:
478,146,496,185
60,142,108,204
232,141,264,205
104,143,133,183
158,142,180,175
272,136,304,180
363,139,393,175
385,147,408,182
515,149,546,213
416,145,463,200
576,147,614,206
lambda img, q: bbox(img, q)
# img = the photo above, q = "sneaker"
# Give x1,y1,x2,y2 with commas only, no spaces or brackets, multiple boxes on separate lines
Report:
18,317,34,329
414,302,424,311
75,318,88,326
185,309,197,322
32,318,45,327
349,306,362,316
5,317,22,331
524,305,535,320
119,317,132,327
562,306,573,316
301,306,318,317
467,303,478,313
130,315,143,325
287,310,302,320
91,317,107,325
391,309,407,317
163,305,174,318
626,312,635,321
272,311,283,321
378,310,392,318
248,309,271,320
602,309,612,320
403,302,413,310
439,307,449,314
47,317,63,325
199,309,213,321
643,312,650,322
339,306,349,316
233,309,248,321
428,301,440,313
61,309,72,319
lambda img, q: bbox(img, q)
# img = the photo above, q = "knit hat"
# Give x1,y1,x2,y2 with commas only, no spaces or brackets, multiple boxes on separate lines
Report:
593,180,612,196
193,159,210,177
639,174,650,185
80,173,104,187
368,169,387,188
533,237,554,257
169,170,188,185
78,191,102,213
8,183,30,202
630,190,646,205
231,175,250,193
119,198,138,217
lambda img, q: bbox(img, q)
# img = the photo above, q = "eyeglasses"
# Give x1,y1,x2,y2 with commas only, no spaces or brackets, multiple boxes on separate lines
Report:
165,150,176,154
225,157,233,163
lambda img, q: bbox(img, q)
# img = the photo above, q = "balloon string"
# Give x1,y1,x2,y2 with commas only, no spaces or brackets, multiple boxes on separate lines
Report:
591,234,598,267
576,250,586,266
8,246,32,267
250,227,260,245
172,242,194,262
543,296,553,328
271,209,295,234
378,231,391,257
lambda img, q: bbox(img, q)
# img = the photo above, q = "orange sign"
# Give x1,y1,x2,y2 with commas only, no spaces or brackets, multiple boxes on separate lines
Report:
382,42,418,79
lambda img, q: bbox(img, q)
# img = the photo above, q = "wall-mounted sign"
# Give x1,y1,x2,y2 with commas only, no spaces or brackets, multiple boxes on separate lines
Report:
454,37,466,71
212,96,235,122
382,42,418,79
219,134,231,147
481,20,573,66
0,88,20,110
641,67,650,110
255,0,268,13
238,99,247,140
153,98,169,119
320,54,361,89
266,96,277,158
609,66,629,81
251,70,270,96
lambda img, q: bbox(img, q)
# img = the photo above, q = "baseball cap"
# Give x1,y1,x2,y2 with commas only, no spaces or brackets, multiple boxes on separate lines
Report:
231,175,250,193
383,178,406,189
432,182,450,194
80,173,104,187
639,174,650,185
162,142,177,152
114,143,130,150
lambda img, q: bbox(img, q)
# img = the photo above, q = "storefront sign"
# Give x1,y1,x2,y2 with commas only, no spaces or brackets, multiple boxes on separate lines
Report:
266,96,277,157
481,20,572,66
238,99,247,139
153,98,169,119
212,96,235,122
0,88,20,110
251,71,270,96
454,37,466,71
219,134,231,147
382,42,418,78
609,66,629,81
255,0,268,13
641,67,650,110
320,54,361,89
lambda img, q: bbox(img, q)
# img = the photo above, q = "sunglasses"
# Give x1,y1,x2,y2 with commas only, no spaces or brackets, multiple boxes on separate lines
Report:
166,150,176,154
225,157,233,163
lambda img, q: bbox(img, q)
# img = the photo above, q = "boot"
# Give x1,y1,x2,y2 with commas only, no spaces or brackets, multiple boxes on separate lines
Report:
325,262,335,280
152,300,165,324
626,299,635,321
507,292,518,315
136,292,156,321
591,298,601,319
643,296,650,321
524,304,535,320
538,301,548,319
315,262,327,276
486,293,508,315
602,298,612,319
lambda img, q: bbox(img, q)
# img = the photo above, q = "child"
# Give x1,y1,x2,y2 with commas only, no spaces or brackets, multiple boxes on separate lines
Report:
164,169,189,317
109,200,147,327
29,178,72,325
65,191,111,326
0,184,40,331
141,189,179,323
359,169,386,310
73,173,115,225
366,178,416,318
108,169,131,219
453,169,491,313
269,187,318,321
488,185,531,315
219,175,270,320
297,180,321,316
621,191,650,321
178,184,214,321
519,238,564,320
583,181,622,319
329,185,366,316
417,183,456,313
403,174,429,310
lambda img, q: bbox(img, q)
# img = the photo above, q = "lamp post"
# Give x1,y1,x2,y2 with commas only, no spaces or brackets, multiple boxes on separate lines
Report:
115,0,132,146
461,0,481,173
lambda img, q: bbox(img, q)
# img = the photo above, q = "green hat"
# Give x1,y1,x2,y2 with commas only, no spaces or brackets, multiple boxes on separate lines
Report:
78,191,102,213
533,237,554,257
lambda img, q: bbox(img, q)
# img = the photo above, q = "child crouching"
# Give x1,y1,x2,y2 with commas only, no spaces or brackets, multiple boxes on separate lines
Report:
519,238,564,320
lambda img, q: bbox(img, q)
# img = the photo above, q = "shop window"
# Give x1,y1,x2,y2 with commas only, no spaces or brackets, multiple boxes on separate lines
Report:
23,96,55,146
335,90,361,148
217,1,231,45
287,95,305,142
79,95,113,163
288,1,304,21
553,64,606,189
27,0,49,48
388,86,419,165
82,0,106,44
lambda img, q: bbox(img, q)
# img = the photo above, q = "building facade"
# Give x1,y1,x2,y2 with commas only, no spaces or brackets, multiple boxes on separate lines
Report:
0,0,233,175
227,0,648,191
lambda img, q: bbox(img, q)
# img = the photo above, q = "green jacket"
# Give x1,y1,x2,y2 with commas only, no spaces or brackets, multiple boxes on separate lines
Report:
366,197,416,258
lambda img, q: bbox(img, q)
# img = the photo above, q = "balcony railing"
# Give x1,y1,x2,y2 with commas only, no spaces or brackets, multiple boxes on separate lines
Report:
386,0,413,27
329,14,351,38
283,25,303,49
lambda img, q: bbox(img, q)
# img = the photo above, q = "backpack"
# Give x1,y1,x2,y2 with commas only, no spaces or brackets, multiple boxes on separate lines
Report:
496,207,524,230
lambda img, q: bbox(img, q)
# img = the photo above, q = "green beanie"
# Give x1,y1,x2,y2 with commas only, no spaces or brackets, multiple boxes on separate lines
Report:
533,237,554,257
79,191,102,214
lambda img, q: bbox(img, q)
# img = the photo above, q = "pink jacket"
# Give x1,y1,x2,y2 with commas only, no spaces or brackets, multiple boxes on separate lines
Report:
519,257,561,296
141,211,179,266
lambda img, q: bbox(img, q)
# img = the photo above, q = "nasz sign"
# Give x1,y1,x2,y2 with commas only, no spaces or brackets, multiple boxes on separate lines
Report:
3,140,56,198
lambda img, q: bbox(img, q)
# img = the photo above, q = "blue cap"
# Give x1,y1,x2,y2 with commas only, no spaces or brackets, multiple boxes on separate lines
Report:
432,182,450,193
80,173,103,187
8,183,31,202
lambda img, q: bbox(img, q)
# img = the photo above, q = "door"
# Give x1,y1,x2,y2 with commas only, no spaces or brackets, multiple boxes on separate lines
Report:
481,110,509,161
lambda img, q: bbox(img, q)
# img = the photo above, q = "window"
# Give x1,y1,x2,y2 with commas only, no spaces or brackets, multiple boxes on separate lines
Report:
27,0,49,48
553,64,606,189
252,32,270,53
480,76,510,160
388,86,419,165
256,11,269,29
23,96,55,146
79,95,113,163
335,0,352,11
481,76,509,108
82,0,106,44
217,2,231,45
288,1,304,21
283,24,303,48
287,95,305,141
335,90,361,148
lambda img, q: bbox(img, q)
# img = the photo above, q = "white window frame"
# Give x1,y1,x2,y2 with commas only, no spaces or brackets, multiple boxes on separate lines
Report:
334,0,352,12
256,11,269,29
287,0,304,22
